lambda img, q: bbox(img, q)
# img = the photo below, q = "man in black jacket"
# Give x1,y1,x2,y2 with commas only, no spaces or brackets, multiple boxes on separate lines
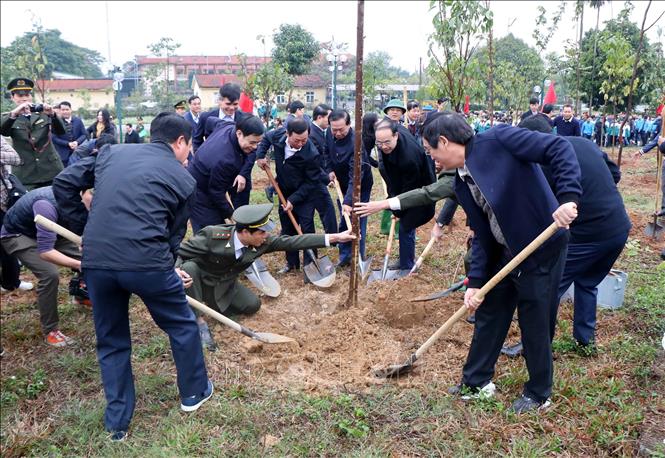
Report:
52,113,212,441
256,119,328,274
374,118,435,271
123,123,140,144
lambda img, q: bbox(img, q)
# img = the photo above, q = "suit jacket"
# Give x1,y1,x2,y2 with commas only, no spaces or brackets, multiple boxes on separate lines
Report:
187,121,247,231
177,224,326,311
0,112,66,189
52,116,87,164
323,127,373,205
184,111,199,130
124,130,140,144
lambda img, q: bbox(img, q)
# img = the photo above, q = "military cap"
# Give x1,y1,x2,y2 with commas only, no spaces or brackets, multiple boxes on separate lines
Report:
233,203,276,232
174,100,187,110
7,77,35,93
383,99,406,115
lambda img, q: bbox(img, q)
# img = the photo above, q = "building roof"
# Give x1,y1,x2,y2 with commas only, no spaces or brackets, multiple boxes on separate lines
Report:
137,55,271,66
193,74,243,88
41,79,114,91
294,74,325,88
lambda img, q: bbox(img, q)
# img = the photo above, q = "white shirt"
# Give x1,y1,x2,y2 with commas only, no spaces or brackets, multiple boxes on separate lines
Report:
284,140,300,160
219,109,234,122
233,232,247,260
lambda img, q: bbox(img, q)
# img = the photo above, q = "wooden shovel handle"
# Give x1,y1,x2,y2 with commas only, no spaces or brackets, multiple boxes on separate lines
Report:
262,166,303,236
333,178,353,229
385,216,397,256
34,215,82,245
413,237,436,271
414,221,560,360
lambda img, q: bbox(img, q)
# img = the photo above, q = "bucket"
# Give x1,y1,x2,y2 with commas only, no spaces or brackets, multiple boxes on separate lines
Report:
559,269,628,310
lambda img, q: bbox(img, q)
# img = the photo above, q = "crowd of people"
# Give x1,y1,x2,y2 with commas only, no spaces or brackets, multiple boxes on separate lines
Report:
1,75,664,441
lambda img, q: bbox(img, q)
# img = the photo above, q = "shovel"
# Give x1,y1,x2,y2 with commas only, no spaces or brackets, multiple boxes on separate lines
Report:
411,278,466,302
375,221,561,378
262,166,336,288
645,147,664,239
33,215,296,345
368,215,401,283
408,237,436,275
332,178,372,278
224,193,281,296
244,258,281,297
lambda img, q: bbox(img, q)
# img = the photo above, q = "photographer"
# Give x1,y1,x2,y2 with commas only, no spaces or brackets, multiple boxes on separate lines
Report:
0,77,66,190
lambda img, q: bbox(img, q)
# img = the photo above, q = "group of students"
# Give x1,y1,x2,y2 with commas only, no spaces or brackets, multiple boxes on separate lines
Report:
0,75,658,440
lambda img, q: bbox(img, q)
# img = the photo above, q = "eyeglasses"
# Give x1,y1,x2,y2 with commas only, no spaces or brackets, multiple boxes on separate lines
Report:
375,139,392,147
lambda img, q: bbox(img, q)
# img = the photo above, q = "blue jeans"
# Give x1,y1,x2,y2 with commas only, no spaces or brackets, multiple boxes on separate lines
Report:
557,231,629,345
83,268,208,432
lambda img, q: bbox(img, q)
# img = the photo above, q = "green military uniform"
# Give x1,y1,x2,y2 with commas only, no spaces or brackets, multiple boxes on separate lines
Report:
397,170,455,208
1,78,65,190
177,204,328,315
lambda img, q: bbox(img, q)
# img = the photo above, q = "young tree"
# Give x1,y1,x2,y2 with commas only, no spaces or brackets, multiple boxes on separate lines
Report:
252,62,294,126
143,37,181,110
427,0,493,111
272,24,319,102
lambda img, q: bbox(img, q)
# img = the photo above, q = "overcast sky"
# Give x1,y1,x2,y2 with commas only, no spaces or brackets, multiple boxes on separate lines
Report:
1,1,663,75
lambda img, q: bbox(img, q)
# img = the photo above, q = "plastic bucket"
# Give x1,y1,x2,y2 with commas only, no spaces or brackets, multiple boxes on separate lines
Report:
559,269,628,310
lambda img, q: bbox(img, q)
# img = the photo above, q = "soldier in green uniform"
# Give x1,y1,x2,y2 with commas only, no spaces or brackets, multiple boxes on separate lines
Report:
176,203,355,350
1,78,66,190
174,100,187,117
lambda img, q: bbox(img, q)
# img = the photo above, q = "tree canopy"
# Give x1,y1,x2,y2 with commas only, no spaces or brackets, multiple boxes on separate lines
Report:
271,24,320,77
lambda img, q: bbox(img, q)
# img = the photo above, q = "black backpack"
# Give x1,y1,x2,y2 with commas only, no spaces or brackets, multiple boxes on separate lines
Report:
1,173,27,209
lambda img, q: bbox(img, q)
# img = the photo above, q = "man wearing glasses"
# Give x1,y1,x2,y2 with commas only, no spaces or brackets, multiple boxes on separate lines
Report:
1,78,66,190
373,118,436,272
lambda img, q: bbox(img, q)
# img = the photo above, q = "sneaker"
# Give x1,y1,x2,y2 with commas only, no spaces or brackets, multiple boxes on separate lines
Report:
448,381,496,400
501,341,524,358
510,395,551,414
18,281,34,291
198,322,217,352
45,330,74,347
181,379,214,412
109,430,127,442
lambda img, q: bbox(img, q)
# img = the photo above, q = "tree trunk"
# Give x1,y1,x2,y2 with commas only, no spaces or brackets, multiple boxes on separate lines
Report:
487,1,494,126
575,5,584,115
588,6,601,111
346,0,364,308
617,0,652,169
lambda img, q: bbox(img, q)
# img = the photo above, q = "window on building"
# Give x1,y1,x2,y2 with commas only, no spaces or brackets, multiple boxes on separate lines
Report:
276,93,286,104
305,91,315,103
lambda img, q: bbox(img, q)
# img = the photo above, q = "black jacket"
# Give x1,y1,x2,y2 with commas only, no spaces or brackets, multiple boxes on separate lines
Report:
124,129,140,144
379,130,436,231
255,127,324,206
2,186,60,238
52,142,195,271
324,127,373,206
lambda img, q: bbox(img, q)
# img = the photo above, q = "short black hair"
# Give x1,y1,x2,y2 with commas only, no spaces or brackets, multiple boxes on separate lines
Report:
236,115,265,136
437,97,448,105
529,97,540,105
328,109,350,125
286,118,309,135
407,100,420,110
312,104,332,121
150,112,193,144
422,111,474,147
59,101,71,109
126,123,132,128
96,133,118,149
563,103,573,110
362,112,379,152
518,115,552,134
289,100,305,114
542,104,554,114
374,118,398,134
188,95,201,104
219,83,241,102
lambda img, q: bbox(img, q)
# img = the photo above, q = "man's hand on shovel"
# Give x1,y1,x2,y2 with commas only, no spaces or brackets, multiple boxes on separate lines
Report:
464,288,483,312
552,202,578,229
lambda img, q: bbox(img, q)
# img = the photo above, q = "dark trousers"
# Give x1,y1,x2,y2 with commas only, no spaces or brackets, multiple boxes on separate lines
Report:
83,268,208,432
557,231,628,345
397,225,416,270
229,179,251,208
338,187,371,263
0,209,20,290
313,190,338,235
278,200,316,268
461,247,566,402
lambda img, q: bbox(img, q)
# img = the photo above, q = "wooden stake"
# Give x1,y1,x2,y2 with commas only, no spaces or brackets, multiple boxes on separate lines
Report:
347,0,364,308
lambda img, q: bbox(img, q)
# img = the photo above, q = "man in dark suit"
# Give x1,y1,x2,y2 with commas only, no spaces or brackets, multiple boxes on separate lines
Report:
256,118,329,274
193,83,254,207
307,104,337,236
52,101,87,165
553,104,582,137
520,97,541,122
184,95,202,130
187,116,265,232
124,123,140,144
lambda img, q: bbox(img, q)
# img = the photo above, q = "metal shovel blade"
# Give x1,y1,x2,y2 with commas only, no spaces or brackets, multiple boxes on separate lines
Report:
373,353,418,378
645,221,665,239
251,332,297,344
367,268,403,284
244,259,281,297
303,250,336,288
411,280,465,302
359,256,373,280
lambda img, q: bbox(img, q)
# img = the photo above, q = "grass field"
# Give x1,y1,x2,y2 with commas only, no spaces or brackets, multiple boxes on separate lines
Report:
1,145,664,457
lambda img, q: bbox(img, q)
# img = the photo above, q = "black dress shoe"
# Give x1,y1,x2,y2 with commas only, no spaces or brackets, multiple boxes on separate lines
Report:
501,341,523,358
656,209,665,217
277,265,296,274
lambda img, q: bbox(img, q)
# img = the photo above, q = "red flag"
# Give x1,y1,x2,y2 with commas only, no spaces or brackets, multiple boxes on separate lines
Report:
656,103,663,116
239,91,254,113
543,81,557,106
463,95,470,115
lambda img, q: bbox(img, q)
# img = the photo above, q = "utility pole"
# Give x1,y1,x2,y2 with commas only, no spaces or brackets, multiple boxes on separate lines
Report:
347,0,364,308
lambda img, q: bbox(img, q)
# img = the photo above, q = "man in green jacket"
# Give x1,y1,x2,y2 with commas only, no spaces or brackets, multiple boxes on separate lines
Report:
177,203,355,350
0,78,66,190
